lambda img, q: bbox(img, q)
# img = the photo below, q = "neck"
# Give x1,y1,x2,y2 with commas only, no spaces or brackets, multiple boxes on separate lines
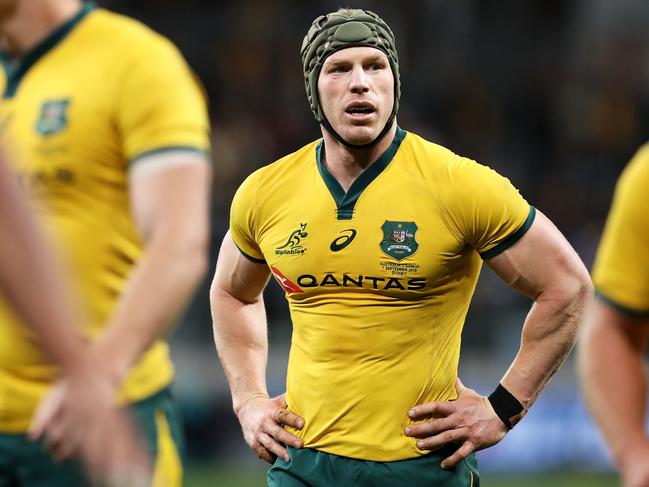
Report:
1,0,83,58
320,121,397,192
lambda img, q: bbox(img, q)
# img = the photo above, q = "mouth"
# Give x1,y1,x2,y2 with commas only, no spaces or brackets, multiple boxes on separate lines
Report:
345,102,376,119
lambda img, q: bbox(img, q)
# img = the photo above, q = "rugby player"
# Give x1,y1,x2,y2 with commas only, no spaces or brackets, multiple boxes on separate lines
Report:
579,145,649,487
211,8,591,486
0,0,212,485
0,149,150,486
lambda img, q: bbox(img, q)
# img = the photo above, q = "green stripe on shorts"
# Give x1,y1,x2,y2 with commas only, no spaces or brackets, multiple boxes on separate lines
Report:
268,446,479,487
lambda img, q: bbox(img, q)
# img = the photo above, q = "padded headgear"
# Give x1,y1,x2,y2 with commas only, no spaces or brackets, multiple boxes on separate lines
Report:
300,9,401,124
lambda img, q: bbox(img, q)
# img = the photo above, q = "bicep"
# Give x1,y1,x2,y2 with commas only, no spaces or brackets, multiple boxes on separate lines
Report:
486,210,590,300
210,232,271,305
129,154,212,243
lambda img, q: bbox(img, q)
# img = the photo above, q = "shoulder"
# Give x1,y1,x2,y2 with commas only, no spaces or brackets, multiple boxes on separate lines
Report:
85,9,185,66
399,130,507,193
619,142,649,188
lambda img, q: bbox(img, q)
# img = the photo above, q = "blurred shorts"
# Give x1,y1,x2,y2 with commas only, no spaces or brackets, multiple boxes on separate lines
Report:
0,387,184,487
267,445,479,487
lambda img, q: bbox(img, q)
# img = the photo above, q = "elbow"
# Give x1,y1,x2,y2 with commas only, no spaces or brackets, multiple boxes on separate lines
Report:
153,226,210,289
180,235,210,287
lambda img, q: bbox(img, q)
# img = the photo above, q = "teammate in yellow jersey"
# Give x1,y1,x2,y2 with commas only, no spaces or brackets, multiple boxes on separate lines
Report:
211,8,591,486
0,149,150,487
579,146,649,487
0,0,212,486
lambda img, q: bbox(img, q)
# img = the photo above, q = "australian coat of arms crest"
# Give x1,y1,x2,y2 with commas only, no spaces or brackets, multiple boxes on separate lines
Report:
380,221,419,261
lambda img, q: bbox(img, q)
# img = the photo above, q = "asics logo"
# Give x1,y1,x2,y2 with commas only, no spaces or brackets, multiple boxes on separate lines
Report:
330,229,357,252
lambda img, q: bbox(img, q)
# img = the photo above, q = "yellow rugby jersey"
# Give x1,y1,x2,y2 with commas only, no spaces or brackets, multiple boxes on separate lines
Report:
230,127,533,461
0,3,210,431
593,143,649,315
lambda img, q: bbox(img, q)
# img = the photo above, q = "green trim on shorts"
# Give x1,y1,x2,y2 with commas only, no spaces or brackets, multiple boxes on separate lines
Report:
130,387,186,462
267,446,479,487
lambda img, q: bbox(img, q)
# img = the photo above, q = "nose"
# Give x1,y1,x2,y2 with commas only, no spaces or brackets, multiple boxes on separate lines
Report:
349,65,369,94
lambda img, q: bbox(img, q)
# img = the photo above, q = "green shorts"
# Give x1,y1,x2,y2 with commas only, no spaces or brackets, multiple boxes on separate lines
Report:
0,387,184,487
267,446,479,487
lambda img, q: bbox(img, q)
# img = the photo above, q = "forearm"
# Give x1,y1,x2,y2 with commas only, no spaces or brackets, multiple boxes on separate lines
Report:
500,285,590,409
0,164,87,372
93,235,208,383
579,307,648,465
211,286,269,414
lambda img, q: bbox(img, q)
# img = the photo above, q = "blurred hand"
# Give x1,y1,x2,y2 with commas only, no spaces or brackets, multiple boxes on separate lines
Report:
619,439,649,487
404,378,508,469
236,392,304,463
28,360,151,487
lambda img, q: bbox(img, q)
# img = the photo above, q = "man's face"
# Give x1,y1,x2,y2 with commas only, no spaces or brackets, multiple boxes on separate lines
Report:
317,46,394,145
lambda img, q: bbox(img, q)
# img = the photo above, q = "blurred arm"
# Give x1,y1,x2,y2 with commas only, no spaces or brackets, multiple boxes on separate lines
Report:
487,210,593,413
578,300,649,470
92,154,212,385
0,151,85,372
210,232,271,413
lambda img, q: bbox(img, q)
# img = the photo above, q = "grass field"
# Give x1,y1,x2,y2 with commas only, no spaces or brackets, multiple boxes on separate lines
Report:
186,464,618,487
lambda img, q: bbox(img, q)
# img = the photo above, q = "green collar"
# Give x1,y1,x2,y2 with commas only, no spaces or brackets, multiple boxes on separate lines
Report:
316,126,406,220
0,2,95,99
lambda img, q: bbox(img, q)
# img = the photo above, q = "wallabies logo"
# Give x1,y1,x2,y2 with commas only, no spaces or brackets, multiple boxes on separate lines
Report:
275,223,309,255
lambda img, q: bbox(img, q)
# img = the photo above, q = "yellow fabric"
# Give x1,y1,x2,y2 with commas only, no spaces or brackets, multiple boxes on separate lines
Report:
152,408,183,487
230,130,531,461
593,143,649,313
0,7,210,431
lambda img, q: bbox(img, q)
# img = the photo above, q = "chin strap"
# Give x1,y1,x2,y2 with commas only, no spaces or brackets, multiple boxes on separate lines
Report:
321,114,396,149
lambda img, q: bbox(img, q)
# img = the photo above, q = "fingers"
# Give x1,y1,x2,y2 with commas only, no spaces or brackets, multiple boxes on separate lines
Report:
441,440,475,469
404,417,456,439
455,377,467,395
274,407,304,430
415,427,468,451
408,401,455,420
28,387,65,440
257,433,282,463
269,423,303,449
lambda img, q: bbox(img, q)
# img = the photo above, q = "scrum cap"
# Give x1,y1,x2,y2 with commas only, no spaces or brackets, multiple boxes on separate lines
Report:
300,9,401,124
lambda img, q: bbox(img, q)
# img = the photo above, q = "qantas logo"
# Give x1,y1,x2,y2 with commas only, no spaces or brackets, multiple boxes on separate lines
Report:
270,267,303,293
296,273,426,291
330,229,356,252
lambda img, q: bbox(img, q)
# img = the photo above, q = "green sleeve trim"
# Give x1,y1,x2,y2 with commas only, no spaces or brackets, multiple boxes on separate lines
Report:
595,290,649,319
234,243,266,265
480,206,536,260
127,146,212,167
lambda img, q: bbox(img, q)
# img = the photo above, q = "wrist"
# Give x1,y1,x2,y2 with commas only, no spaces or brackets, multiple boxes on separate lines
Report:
233,391,269,416
87,341,131,389
488,383,527,429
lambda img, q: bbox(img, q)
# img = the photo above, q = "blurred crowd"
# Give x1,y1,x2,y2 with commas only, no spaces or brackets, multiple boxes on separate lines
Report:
101,0,649,468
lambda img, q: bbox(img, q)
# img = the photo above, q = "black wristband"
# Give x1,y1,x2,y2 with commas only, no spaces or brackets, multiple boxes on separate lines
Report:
488,384,525,429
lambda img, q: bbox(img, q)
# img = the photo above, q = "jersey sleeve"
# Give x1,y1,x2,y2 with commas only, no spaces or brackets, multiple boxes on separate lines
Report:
229,172,265,263
440,156,534,259
592,145,649,315
115,34,211,163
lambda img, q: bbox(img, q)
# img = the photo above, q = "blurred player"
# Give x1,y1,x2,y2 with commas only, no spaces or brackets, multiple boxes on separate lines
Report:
579,146,649,487
0,149,150,486
211,8,592,486
0,0,212,486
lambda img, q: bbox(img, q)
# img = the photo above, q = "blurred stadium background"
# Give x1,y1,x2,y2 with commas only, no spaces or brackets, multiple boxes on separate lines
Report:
101,0,649,485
